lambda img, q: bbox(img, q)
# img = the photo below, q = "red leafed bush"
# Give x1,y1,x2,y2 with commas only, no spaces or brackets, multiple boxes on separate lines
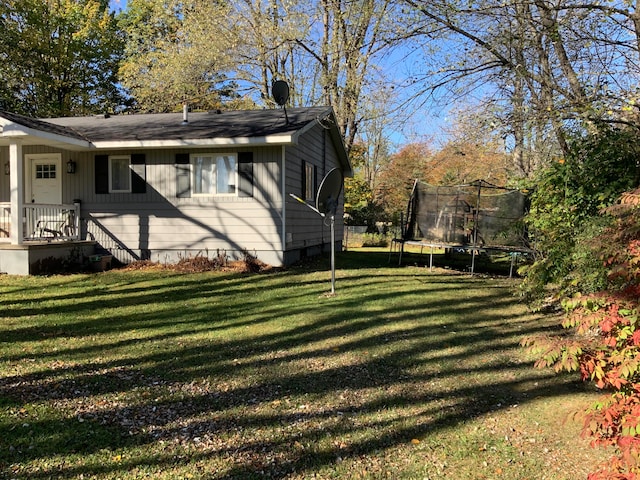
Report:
522,188,640,479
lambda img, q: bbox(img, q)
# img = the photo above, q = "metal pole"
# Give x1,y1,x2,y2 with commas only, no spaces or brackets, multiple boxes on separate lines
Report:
430,245,434,271
331,214,336,294
510,252,515,278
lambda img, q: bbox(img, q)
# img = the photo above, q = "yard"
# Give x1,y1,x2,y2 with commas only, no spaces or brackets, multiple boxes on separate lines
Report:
0,251,604,479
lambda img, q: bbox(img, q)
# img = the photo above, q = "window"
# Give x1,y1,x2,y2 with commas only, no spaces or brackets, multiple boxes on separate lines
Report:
176,152,252,198
109,155,131,193
191,154,237,195
36,164,56,179
304,161,316,201
95,154,146,194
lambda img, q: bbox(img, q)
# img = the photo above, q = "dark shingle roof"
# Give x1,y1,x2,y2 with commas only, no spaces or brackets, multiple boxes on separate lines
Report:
44,107,332,142
0,110,90,142
0,106,351,174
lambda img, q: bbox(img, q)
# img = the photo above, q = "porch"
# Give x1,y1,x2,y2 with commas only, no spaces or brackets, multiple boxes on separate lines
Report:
0,202,97,274
0,202,81,242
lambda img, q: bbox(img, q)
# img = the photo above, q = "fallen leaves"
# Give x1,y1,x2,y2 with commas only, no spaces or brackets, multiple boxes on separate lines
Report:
0,267,606,479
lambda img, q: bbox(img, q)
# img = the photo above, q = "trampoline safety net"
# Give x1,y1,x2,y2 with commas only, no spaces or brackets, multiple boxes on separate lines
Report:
405,180,529,249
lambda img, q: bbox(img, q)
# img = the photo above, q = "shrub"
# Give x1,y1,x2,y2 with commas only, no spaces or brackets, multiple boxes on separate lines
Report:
520,126,640,307
361,232,389,247
344,232,390,248
522,188,640,479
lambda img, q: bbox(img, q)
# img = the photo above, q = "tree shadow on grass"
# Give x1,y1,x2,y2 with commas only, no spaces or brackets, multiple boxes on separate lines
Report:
0,266,588,479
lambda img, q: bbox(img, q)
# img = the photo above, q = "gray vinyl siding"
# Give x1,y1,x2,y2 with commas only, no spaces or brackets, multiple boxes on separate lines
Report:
61,146,281,206
14,145,286,265
284,123,344,260
88,146,283,264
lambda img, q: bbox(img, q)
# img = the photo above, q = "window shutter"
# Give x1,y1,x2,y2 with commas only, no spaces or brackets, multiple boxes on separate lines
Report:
95,155,109,194
301,161,306,200
175,153,190,198
314,165,318,198
238,152,253,198
131,154,146,194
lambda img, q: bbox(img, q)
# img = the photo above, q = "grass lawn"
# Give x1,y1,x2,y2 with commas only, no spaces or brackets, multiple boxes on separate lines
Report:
0,250,604,479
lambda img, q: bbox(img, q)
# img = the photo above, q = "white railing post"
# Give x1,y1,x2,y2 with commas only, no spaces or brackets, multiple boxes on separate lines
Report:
73,201,81,240
9,140,23,245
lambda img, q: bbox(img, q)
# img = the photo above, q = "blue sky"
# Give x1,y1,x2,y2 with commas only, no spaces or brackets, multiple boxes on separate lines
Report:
109,0,126,11
106,0,447,149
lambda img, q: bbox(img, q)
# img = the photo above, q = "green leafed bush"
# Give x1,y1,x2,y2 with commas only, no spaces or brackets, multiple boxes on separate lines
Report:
519,126,640,307
523,186,640,479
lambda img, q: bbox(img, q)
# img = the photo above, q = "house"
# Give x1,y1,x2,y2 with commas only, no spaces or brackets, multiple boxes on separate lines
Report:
0,107,352,275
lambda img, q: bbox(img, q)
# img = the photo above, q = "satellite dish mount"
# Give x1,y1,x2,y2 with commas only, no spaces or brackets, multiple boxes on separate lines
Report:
289,168,343,294
272,80,290,124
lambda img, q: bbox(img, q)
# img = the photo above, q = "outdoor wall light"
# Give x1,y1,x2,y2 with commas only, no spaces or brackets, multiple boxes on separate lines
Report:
3,162,9,175
66,159,77,174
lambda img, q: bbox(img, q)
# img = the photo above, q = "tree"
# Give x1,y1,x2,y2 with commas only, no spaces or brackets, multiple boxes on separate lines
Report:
426,110,512,186
426,141,510,186
231,0,312,108
403,0,640,175
118,0,247,112
119,0,405,146
355,88,397,192
226,0,412,152
311,0,402,151
0,0,125,117
343,142,387,228
376,142,432,217
118,0,409,145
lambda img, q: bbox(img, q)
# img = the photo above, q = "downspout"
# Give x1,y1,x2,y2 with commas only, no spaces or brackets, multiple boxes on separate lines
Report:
281,145,286,258
9,139,23,245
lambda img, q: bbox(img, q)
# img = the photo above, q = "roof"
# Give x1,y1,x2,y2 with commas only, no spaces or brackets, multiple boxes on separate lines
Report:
0,107,351,174
0,110,90,142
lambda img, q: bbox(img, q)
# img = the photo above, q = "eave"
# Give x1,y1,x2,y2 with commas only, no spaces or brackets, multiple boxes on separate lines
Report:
0,124,92,150
90,134,297,150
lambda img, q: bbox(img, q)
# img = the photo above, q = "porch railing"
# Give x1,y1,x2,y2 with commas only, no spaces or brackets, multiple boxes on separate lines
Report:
0,203,9,239
0,202,81,242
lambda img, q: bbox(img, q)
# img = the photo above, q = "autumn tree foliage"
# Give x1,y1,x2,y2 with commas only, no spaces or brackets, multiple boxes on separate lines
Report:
426,140,511,187
404,0,640,175
344,143,384,227
375,142,432,217
118,0,245,112
522,187,640,479
375,138,512,220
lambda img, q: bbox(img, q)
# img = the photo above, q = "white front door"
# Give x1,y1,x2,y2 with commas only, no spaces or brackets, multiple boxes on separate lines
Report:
26,154,62,205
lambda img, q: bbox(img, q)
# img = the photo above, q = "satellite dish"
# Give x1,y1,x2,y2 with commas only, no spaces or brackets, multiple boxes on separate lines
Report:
288,168,344,295
272,80,290,106
316,168,343,216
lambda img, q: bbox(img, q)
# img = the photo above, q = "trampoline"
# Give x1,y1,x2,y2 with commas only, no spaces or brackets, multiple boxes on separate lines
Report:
390,180,533,275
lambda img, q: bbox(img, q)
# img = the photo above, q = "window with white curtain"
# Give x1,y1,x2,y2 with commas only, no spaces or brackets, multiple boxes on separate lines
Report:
191,154,237,195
